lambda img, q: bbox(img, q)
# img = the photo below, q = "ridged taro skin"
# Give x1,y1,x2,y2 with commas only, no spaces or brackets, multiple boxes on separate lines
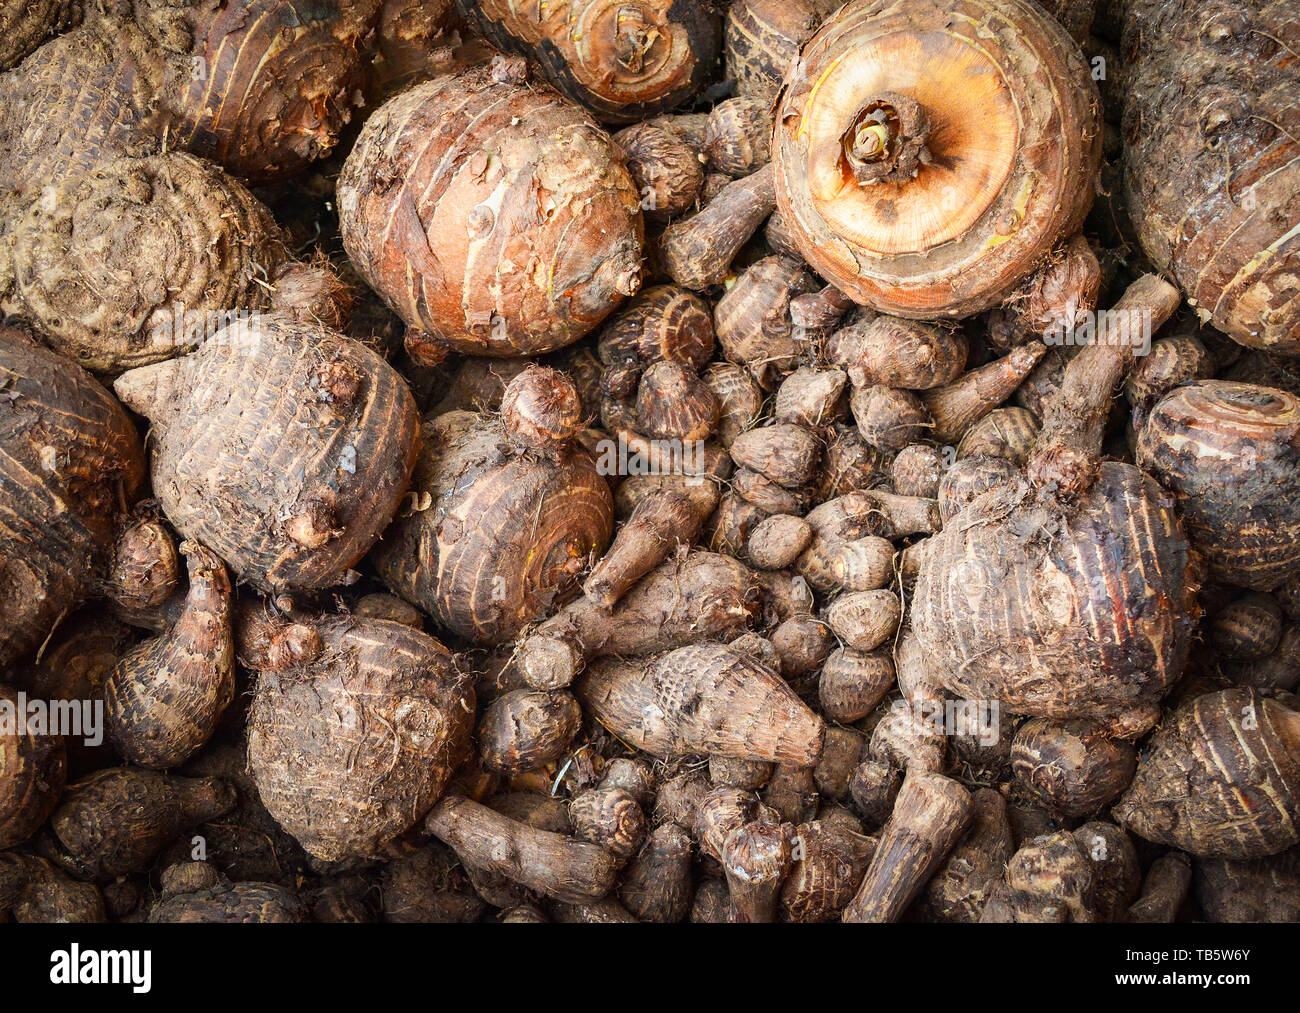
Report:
374,410,614,645
772,0,1101,319
0,683,68,849
338,60,644,357
113,316,419,592
149,879,308,923
455,0,722,124
1123,0,1300,353
0,0,78,71
1115,689,1300,860
1137,381,1300,592
0,333,146,666
911,462,1198,736
725,0,823,106
247,617,476,862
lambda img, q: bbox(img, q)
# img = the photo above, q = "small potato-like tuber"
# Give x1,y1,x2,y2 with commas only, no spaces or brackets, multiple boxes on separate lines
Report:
613,123,705,220
714,255,818,389
149,863,307,924
823,590,901,652
1010,719,1137,819
819,648,895,724
704,97,772,177
619,822,694,923
828,317,967,391
477,690,581,775
0,853,105,924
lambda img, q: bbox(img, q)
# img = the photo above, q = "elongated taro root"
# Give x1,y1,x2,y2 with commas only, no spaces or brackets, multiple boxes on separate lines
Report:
0,684,67,849
1137,381,1300,591
584,491,702,607
376,368,613,645
115,315,418,592
1115,689,1300,859
773,0,1101,318
578,643,824,765
1123,0,1300,352
457,0,721,124
339,58,643,357
0,334,145,666
43,767,235,879
104,544,234,769
1127,852,1192,923
620,823,694,922
924,788,1015,923
661,164,776,291
245,613,474,861
911,276,1196,736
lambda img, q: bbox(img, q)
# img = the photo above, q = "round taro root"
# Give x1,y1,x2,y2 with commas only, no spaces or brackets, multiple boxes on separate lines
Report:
246,614,475,862
772,0,1101,318
339,58,644,358
0,333,145,667
375,369,614,645
113,315,419,593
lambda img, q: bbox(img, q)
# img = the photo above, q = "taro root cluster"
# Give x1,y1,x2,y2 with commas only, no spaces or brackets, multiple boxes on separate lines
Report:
1,0,1298,926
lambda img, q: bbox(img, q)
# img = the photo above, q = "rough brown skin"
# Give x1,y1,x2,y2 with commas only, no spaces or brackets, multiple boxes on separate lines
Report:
512,550,764,690
849,759,903,828
0,852,105,924
619,821,694,922
381,842,486,924
843,770,972,922
599,285,716,378
245,614,474,862
569,786,646,862
815,426,887,499
634,361,721,441
937,455,1018,523
770,614,834,681
850,386,931,452
1128,851,1193,923
1213,594,1284,661
780,817,876,922
1137,381,1300,591
725,0,824,106
705,97,772,177
104,543,234,769
828,316,967,391
923,787,1015,922
339,57,643,358
613,123,705,221
0,682,67,850
0,0,78,70
43,767,235,879
584,491,702,607
149,863,307,924
578,642,825,765
425,794,620,903
456,0,721,124
891,444,944,499
1125,335,1215,412
1075,821,1141,922
499,364,584,455
714,255,818,389
661,164,777,291
477,689,581,775
1123,0,1300,353
723,817,794,922
980,830,1098,922
816,726,869,801
0,334,145,667
956,406,1040,463
731,424,822,489
1195,847,1300,923
922,343,1048,444
734,468,809,516
747,514,813,571
1010,719,1137,819
1115,688,1300,859
798,535,895,594
824,589,901,653
774,0,1101,319
775,367,848,429
115,315,418,592
819,647,895,723
103,504,182,630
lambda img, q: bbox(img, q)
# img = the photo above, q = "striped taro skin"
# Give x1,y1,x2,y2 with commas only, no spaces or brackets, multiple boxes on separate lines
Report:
338,61,644,357
374,410,614,645
247,617,475,862
1115,688,1300,859
1138,380,1300,592
912,461,1197,735
0,334,146,667
0,684,67,849
0,0,71,71
113,316,419,592
725,0,824,106
455,0,722,124
1123,0,1300,353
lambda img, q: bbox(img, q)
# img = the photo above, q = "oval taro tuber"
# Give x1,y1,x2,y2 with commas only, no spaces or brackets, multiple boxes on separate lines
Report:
0,684,68,850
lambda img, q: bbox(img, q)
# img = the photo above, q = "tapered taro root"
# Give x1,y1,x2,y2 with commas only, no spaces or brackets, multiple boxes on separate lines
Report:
911,276,1197,737
0,334,145,666
339,58,643,358
456,0,721,124
772,0,1101,318
1137,381,1300,591
114,315,418,592
0,684,67,849
104,544,234,769
1123,0,1300,352
376,367,613,645
1115,689,1300,859
246,614,475,861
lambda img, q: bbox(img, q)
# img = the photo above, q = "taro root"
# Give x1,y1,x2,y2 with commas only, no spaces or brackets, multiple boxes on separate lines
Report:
0,0,77,70
819,648,895,724
339,58,643,358
104,505,183,630
714,255,818,389
584,490,702,607
773,0,1101,318
1212,594,1285,661
0,853,105,924
1010,719,1137,819
569,786,647,862
1114,688,1300,859
455,0,721,124
724,0,825,106
612,123,705,220
723,818,794,922
704,97,771,177
1128,852,1193,923
827,317,967,391
245,613,475,862
980,830,1099,922
149,863,307,924
619,823,694,923
104,543,235,770
0,684,68,849
115,315,418,592
1195,848,1300,923
375,368,614,645
599,285,716,377
1123,0,1300,352
1137,381,1300,591
956,407,1040,463
0,334,145,666
923,788,1015,923
779,817,876,923
661,165,777,291
477,690,582,775
921,344,1048,444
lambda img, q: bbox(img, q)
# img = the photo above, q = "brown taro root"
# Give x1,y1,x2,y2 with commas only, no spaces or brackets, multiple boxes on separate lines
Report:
0,853,105,924
980,830,1098,922
723,818,794,922
774,0,1100,319
725,0,824,106
1137,381,1300,591
780,816,876,923
661,164,777,291
0,335,145,666
1075,822,1141,922
1195,847,1300,923
634,362,720,441
599,285,716,378
1115,688,1300,859
714,255,818,388
245,613,475,862
704,97,772,177
569,786,647,862
513,550,764,689
104,504,183,630
891,445,944,499
0,0,78,70
924,788,1015,923
911,276,1196,737
426,795,619,903
477,690,582,775
1213,594,1284,662
584,491,702,607
748,514,813,571
381,842,486,923
104,544,234,770
115,315,418,592
1128,851,1193,923
937,455,1019,523
577,643,824,766
0,684,67,850
149,862,307,924
730,424,822,489
775,367,848,429
1123,0,1300,352
456,0,721,124
339,58,643,358
956,406,1040,463
375,369,613,645
850,386,931,453
819,648,895,724
619,822,694,922
827,317,967,391
1010,718,1137,819
612,123,705,220
921,343,1048,444
43,767,235,879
